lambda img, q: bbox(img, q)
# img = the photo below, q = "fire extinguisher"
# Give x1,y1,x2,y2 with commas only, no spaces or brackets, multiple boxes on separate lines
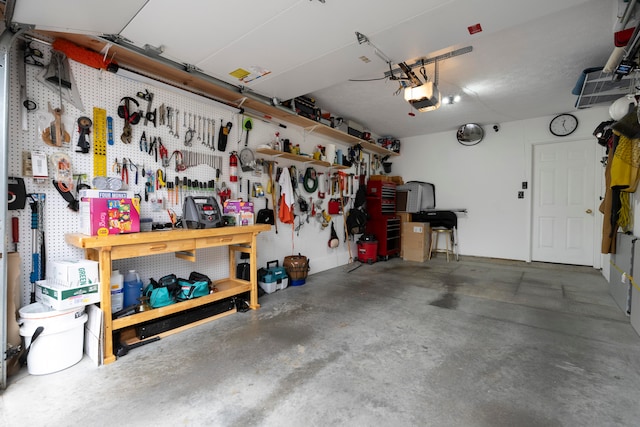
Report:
229,151,238,182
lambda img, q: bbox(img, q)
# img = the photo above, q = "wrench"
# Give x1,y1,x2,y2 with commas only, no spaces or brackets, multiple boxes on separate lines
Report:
198,116,202,141
175,109,180,139
183,111,187,128
208,119,212,149
167,107,173,135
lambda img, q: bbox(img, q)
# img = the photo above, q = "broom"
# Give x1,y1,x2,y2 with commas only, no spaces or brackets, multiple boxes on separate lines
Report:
338,173,353,263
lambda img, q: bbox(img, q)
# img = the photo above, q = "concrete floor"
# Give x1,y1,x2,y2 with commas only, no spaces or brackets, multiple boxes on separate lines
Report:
2,256,640,426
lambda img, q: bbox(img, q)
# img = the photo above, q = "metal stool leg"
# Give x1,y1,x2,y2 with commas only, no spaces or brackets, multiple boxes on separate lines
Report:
445,230,451,262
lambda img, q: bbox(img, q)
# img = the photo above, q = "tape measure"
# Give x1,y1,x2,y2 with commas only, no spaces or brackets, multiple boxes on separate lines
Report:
93,107,107,177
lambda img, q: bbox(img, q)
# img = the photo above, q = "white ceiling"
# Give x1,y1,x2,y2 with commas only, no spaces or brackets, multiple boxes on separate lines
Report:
10,0,619,139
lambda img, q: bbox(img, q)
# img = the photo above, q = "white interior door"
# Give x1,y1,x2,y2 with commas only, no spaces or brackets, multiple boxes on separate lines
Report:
532,140,596,266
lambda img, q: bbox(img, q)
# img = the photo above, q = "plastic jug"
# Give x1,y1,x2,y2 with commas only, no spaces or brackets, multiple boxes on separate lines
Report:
123,270,142,308
110,270,124,313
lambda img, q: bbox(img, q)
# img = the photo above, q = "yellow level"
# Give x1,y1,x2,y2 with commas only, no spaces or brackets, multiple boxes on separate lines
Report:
93,107,107,177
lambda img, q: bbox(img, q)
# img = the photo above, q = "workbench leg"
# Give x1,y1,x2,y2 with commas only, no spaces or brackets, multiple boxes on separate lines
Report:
249,235,260,309
98,248,116,364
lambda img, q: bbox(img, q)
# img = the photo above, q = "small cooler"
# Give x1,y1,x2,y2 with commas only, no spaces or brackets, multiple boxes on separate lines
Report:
258,261,288,294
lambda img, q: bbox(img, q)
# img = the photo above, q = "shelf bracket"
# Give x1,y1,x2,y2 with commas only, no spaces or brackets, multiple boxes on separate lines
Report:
175,250,196,262
235,97,248,109
304,124,320,136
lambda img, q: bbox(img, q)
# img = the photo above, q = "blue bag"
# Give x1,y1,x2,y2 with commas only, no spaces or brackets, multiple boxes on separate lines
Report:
144,274,180,308
177,278,210,301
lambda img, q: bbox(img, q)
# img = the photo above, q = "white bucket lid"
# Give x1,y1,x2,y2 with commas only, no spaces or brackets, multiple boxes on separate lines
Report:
18,302,84,320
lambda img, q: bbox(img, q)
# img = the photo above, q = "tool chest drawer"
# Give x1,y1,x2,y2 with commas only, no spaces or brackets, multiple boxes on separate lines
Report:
196,233,251,248
111,239,196,260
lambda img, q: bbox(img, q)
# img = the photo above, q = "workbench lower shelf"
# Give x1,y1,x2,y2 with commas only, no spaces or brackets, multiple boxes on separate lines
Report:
112,278,249,330
117,297,240,350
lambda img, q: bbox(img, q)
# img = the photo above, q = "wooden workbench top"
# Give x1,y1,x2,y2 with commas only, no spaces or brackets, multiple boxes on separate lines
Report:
66,224,271,249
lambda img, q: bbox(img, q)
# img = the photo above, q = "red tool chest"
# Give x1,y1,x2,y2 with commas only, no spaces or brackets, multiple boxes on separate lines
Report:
366,181,400,259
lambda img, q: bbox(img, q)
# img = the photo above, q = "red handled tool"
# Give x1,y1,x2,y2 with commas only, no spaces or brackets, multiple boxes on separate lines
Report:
12,216,19,251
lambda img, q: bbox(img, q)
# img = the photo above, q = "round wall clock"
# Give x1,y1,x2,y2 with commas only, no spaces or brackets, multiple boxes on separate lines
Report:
549,113,578,137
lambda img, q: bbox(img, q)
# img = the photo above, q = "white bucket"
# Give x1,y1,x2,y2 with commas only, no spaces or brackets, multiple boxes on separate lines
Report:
19,302,87,375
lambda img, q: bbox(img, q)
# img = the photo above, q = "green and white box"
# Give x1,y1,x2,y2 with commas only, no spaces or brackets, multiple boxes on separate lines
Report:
47,259,99,288
36,280,100,310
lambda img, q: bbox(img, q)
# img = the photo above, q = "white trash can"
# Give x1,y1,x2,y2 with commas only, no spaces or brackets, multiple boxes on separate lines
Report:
19,302,87,375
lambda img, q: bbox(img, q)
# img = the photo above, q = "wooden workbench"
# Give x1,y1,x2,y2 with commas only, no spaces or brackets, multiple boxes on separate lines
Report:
65,224,270,364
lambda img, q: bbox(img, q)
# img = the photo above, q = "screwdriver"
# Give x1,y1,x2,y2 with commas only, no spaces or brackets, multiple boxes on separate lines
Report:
175,176,180,205
12,217,19,251
167,182,174,205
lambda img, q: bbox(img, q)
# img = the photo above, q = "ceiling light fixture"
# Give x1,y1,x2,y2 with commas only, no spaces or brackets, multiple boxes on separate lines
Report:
404,82,441,112
403,59,441,112
442,95,461,105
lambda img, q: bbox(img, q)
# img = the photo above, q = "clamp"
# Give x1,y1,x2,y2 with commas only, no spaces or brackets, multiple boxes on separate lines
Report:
159,138,169,167
156,169,165,190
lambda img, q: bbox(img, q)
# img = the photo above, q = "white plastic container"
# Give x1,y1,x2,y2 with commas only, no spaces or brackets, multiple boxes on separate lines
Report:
111,269,124,313
325,143,336,164
259,277,289,294
18,302,87,375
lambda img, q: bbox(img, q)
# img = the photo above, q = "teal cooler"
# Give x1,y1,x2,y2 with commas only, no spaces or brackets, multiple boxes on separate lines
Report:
258,261,288,294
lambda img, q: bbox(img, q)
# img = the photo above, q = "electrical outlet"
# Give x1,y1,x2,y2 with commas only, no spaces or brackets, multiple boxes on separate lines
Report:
522,181,528,189
518,191,524,199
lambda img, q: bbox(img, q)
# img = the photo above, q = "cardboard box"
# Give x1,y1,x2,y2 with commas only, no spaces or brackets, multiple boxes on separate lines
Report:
397,212,413,257
79,189,135,199
36,280,100,310
397,212,412,224
403,248,430,262
47,259,100,288
223,199,254,214
79,197,140,236
224,211,255,226
84,303,103,366
402,222,430,262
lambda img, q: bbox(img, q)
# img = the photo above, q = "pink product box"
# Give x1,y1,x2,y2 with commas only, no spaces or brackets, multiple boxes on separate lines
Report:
80,198,140,236
223,200,254,214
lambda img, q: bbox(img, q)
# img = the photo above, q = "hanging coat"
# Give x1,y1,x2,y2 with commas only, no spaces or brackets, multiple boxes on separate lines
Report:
278,166,294,224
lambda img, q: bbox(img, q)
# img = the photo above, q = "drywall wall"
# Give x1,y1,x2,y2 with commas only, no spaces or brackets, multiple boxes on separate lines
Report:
394,106,610,263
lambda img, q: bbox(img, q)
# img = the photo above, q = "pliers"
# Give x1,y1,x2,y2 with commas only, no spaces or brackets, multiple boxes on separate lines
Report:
139,131,148,152
148,137,158,162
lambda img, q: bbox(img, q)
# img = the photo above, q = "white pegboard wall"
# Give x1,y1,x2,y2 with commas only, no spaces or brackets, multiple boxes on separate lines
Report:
7,39,272,306
7,38,364,307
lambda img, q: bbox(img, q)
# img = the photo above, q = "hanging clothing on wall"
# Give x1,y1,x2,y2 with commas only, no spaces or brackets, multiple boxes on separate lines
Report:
600,135,619,254
278,166,294,224
601,108,640,253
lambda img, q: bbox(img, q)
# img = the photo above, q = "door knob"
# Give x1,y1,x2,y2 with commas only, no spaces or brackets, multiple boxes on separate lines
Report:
586,209,593,214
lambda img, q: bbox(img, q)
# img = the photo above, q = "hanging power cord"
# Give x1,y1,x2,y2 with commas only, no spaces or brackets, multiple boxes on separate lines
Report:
303,167,318,193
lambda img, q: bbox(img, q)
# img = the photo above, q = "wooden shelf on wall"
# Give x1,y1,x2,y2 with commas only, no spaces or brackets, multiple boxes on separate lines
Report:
255,148,350,169
40,31,400,159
